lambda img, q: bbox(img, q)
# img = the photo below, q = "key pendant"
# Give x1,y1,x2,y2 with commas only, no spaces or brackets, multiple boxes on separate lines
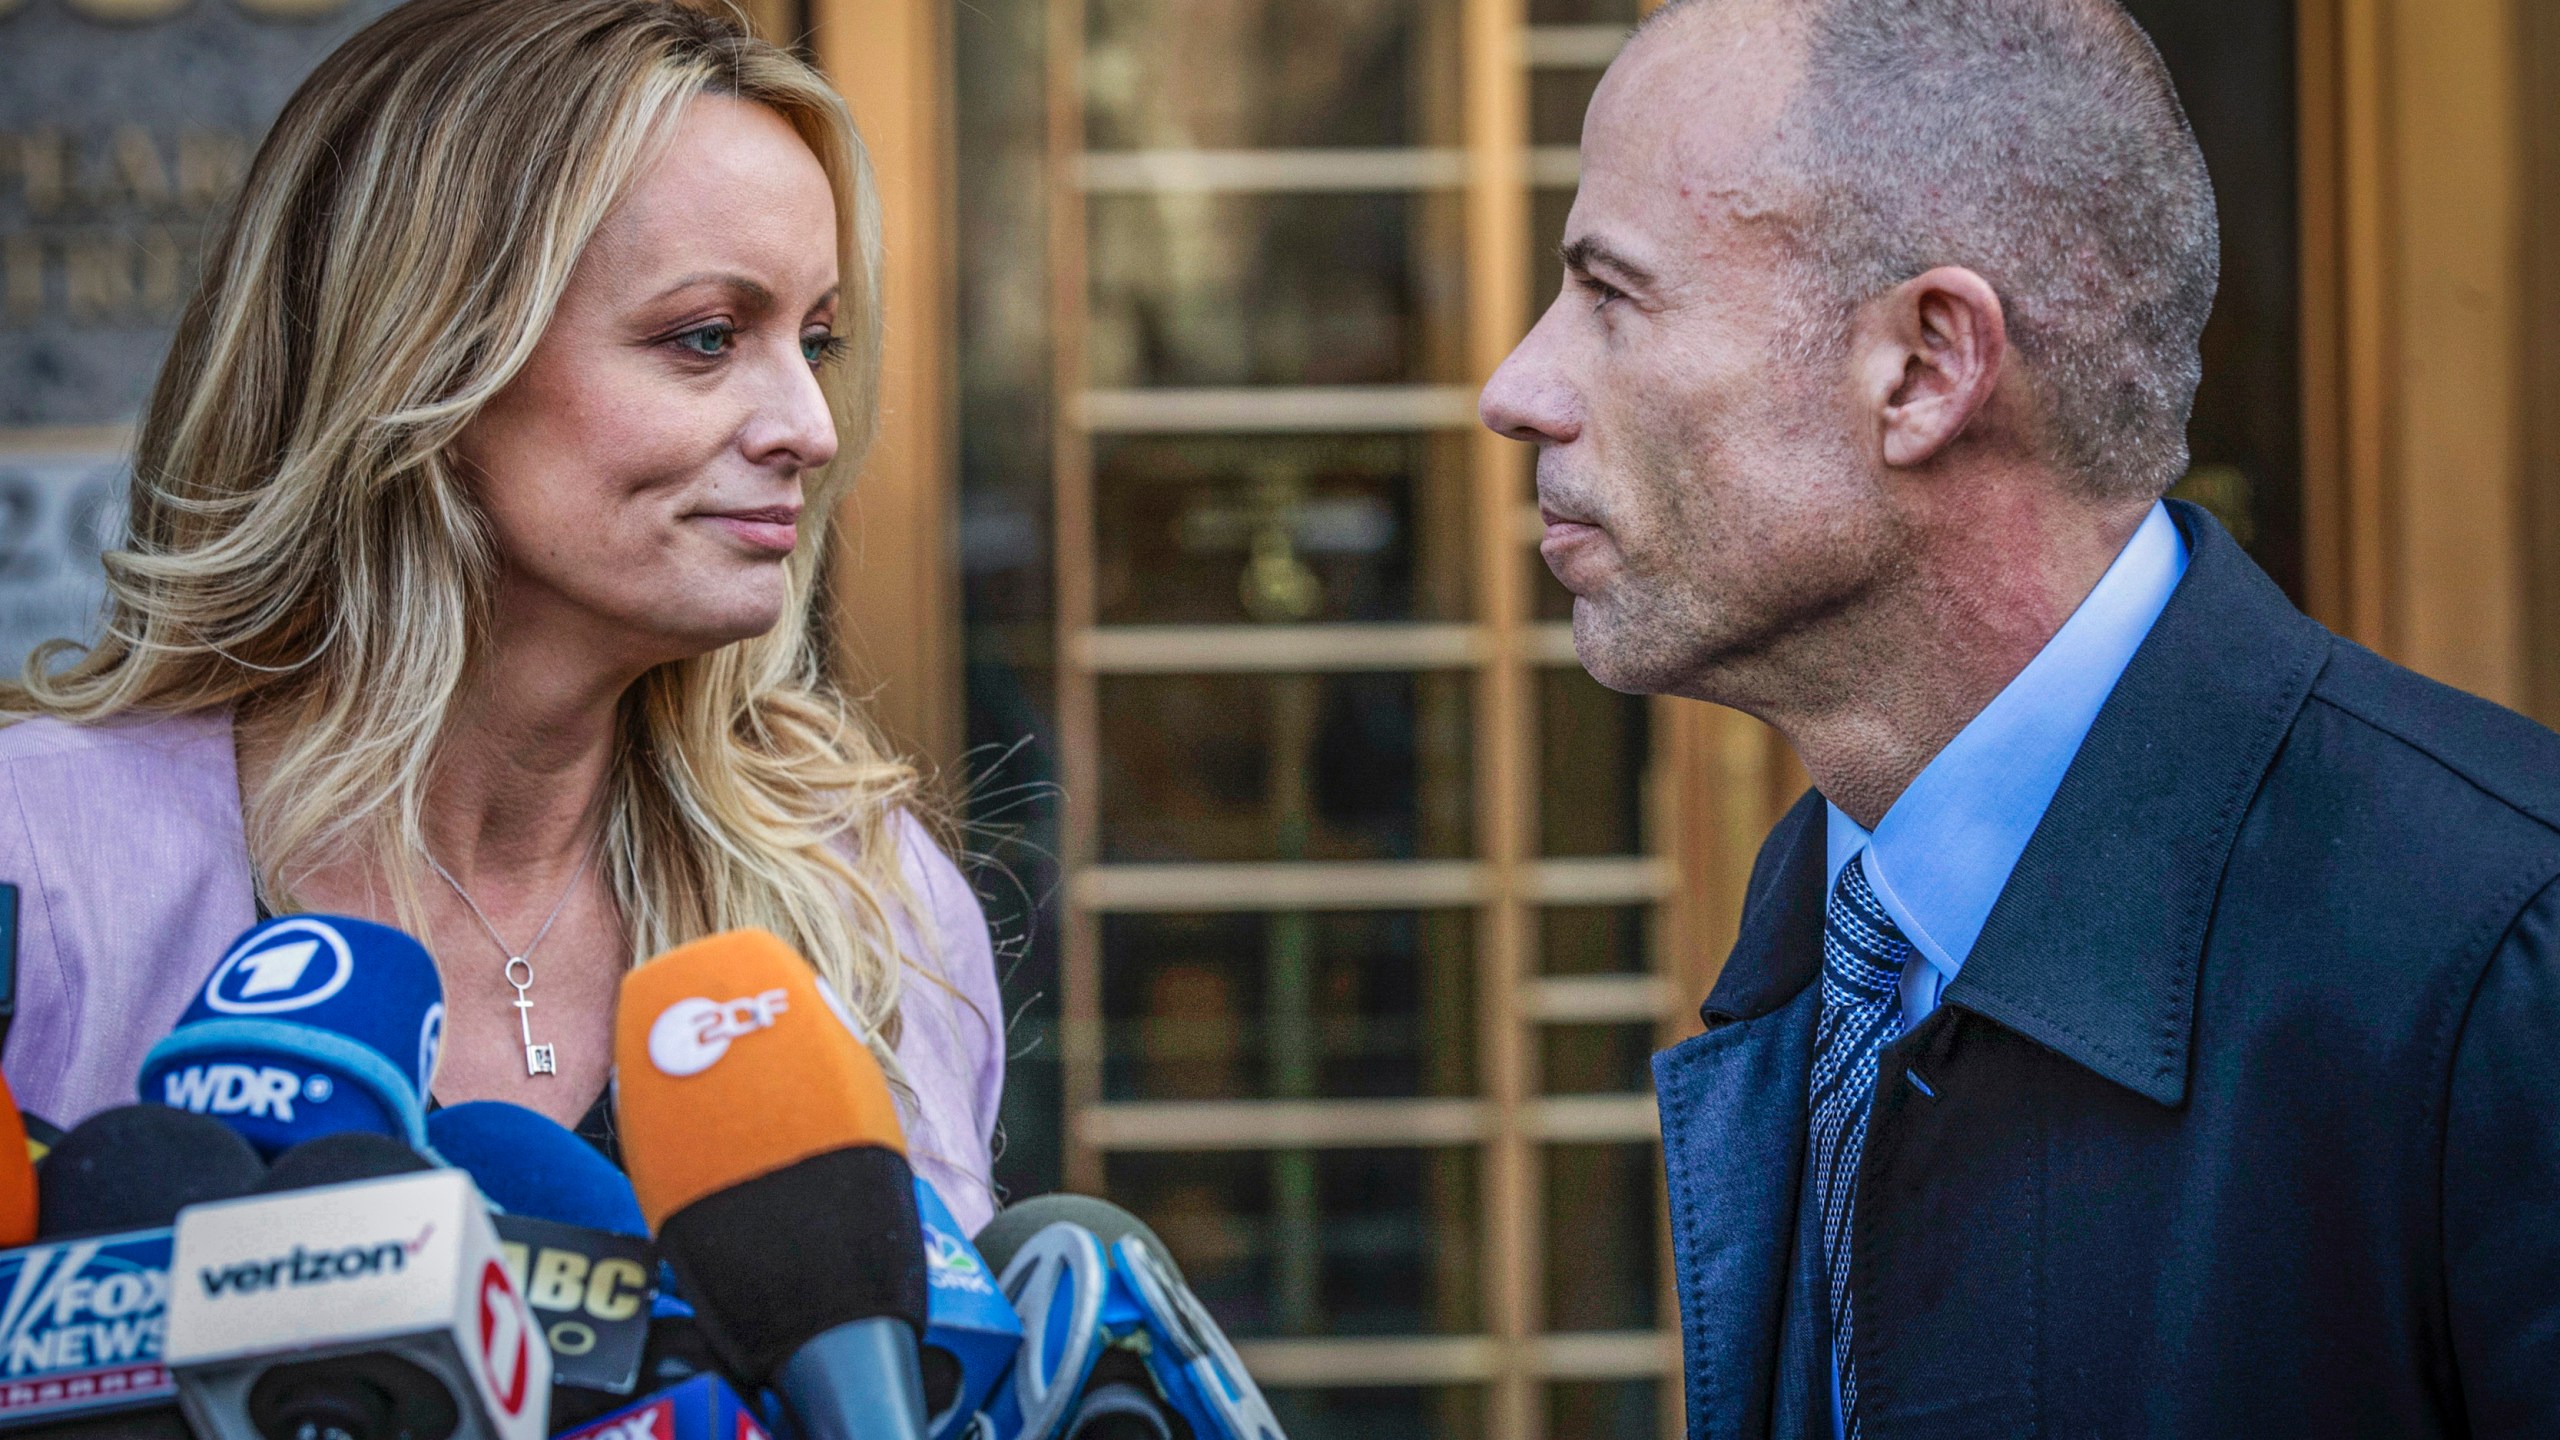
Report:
506,957,556,1077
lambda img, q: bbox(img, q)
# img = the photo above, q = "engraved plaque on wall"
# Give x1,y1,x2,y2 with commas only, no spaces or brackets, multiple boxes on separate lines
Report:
0,0,399,677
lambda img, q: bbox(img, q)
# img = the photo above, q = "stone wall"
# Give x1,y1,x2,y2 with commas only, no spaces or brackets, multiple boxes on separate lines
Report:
0,0,400,677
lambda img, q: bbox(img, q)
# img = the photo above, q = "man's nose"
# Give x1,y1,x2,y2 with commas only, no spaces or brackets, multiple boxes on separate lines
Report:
1479,309,1580,446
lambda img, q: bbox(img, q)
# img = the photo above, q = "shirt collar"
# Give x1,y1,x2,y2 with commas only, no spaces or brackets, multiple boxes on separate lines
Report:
1824,501,2189,980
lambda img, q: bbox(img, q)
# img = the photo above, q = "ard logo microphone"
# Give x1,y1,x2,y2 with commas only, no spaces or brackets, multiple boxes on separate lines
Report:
138,915,444,1157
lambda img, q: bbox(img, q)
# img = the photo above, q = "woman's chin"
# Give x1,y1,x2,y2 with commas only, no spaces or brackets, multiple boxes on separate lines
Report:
638,599,789,662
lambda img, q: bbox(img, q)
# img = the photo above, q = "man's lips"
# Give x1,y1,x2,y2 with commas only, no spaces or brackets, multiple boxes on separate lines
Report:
1540,504,1604,545
696,505,801,554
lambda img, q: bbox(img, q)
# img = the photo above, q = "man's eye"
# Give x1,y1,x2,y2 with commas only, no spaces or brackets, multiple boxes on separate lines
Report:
1586,278,1628,311
672,323,735,357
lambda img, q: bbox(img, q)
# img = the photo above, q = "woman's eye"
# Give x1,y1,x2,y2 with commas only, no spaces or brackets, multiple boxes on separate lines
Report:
672,323,734,358
802,330,849,368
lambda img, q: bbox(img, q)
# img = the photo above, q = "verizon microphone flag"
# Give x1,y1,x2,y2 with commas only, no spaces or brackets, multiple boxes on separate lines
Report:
163,1169,550,1440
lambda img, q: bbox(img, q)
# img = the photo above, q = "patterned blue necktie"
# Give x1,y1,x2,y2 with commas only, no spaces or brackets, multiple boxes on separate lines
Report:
1812,855,1917,1440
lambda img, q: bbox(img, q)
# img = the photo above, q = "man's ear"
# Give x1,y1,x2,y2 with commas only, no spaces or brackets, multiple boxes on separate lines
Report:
1861,266,2009,470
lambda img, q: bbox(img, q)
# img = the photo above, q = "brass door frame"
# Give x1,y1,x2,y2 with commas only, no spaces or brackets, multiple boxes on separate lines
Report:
2299,0,2540,711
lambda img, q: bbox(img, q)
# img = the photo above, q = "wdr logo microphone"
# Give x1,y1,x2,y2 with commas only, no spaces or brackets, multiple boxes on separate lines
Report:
159,1064,334,1123
202,919,355,1016
140,914,447,1157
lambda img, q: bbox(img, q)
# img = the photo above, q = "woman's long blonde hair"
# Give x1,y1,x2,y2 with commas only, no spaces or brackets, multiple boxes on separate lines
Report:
2,0,936,1060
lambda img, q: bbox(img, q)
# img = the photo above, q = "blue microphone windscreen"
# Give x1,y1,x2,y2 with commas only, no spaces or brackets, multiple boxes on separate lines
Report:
427,1100,647,1237
135,914,445,1157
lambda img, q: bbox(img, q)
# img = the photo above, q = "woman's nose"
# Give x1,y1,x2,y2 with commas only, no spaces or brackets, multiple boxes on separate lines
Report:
743,343,841,473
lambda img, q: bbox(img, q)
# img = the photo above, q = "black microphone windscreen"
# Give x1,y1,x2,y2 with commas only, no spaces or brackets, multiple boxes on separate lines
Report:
657,1145,928,1386
36,1104,266,1238
253,1130,436,1193
974,1194,1189,1287
1068,1380,1179,1440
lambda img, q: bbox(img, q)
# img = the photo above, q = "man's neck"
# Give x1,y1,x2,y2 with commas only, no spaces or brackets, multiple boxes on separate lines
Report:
1755,495,2149,829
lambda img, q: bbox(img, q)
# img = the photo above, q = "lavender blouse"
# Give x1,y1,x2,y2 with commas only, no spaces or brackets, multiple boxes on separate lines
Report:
0,709,1006,1232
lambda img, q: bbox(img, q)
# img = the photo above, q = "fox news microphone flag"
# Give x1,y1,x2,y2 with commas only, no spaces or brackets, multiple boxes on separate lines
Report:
0,1108,272,1435
136,915,444,1157
613,928,931,1440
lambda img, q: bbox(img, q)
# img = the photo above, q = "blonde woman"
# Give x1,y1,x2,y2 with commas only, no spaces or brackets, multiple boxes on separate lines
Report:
0,0,1003,1228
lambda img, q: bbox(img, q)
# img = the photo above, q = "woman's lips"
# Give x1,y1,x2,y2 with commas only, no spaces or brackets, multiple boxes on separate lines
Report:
699,507,800,554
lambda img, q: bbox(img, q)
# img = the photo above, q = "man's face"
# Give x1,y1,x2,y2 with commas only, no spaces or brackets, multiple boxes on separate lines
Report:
1480,12,1900,701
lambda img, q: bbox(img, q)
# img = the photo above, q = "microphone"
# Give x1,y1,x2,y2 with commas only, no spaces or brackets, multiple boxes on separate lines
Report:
426,1103,658,1421
0,1079,34,1250
136,915,445,1158
0,896,33,1245
19,1115,62,1170
613,928,930,1440
552,1372,773,1440
163,1166,551,1440
1,881,20,1057
254,1131,437,1193
915,1176,1022,1440
36,1105,267,1242
0,1106,270,1433
975,1196,1286,1440
424,1102,645,1236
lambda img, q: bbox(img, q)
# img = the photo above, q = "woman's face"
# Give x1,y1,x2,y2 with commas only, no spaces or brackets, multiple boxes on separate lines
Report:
455,95,842,670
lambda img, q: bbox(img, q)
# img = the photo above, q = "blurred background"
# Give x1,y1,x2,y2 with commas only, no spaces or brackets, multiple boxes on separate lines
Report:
6,1,2559,1436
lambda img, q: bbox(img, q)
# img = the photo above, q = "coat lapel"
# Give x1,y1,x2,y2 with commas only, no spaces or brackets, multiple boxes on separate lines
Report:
1945,502,2330,1104
1658,792,1829,1439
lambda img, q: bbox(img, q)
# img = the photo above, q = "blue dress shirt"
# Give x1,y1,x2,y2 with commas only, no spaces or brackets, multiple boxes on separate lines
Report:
1819,500,2188,1435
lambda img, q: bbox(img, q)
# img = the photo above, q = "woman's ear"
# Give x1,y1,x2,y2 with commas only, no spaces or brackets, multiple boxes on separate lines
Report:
1861,265,2011,470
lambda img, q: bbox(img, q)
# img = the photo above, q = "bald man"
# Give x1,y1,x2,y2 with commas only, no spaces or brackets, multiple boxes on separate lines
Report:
1481,1,2560,1436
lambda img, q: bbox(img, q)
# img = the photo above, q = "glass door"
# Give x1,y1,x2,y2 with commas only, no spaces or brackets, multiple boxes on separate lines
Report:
1028,0,1679,1435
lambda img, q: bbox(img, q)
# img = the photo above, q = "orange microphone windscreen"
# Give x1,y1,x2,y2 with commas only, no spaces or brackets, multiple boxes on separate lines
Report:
0,1068,38,1246
613,928,906,1229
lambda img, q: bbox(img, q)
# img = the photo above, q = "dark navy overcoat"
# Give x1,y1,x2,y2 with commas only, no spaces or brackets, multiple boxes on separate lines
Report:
1656,502,2560,1439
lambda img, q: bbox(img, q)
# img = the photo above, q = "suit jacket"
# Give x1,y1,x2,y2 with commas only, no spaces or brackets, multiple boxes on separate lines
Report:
1655,503,2560,1439
0,708,1009,1231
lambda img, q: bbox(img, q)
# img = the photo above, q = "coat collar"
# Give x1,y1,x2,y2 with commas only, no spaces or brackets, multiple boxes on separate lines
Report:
1702,502,2331,1106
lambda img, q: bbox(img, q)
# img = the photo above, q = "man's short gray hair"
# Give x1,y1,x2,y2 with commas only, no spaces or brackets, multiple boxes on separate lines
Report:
1651,0,2221,501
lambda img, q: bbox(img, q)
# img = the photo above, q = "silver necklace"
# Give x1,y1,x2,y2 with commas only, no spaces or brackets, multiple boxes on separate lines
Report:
423,835,599,1077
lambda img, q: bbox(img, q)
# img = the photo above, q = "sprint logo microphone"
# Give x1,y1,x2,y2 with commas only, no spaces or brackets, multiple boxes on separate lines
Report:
195,1225,433,1298
646,989,790,1077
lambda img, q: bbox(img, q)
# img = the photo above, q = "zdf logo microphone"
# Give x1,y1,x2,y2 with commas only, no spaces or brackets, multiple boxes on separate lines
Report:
646,990,790,1077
